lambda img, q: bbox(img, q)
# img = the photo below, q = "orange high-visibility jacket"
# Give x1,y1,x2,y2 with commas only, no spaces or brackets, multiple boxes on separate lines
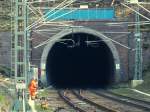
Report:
29,80,37,96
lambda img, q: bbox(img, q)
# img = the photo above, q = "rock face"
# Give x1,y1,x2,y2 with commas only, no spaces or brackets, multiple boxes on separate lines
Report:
0,0,11,18
0,32,11,68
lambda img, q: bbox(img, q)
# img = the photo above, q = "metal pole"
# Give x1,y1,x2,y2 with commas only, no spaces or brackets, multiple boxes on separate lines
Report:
13,0,29,111
134,5,142,80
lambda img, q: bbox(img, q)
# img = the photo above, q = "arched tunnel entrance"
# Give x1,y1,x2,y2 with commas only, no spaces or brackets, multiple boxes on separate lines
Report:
41,28,121,89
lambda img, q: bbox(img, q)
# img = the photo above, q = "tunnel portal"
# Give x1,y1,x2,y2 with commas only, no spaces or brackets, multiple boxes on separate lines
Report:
46,33,115,89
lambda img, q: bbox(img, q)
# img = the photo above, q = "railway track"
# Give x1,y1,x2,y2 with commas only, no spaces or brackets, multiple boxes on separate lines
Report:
38,89,150,112
92,90,150,111
37,89,75,112
73,90,150,112
58,90,118,112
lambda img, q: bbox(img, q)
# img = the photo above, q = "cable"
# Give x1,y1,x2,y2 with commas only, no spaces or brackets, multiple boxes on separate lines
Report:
121,3,150,21
137,3,150,15
27,0,72,30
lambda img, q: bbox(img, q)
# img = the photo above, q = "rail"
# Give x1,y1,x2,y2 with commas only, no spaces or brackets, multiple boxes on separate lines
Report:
72,90,117,112
92,90,150,111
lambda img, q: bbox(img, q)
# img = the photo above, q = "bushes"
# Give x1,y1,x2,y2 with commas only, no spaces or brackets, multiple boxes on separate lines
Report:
0,65,13,77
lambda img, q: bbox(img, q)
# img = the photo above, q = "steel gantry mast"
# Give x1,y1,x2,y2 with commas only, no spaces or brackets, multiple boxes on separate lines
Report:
13,0,29,111
122,1,143,86
124,0,144,86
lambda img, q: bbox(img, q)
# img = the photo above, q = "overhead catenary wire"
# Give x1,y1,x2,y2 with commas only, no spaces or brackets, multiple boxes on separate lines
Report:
33,30,58,38
125,2,150,5
27,0,105,5
111,0,115,6
26,0,69,30
107,21,149,25
28,3,43,17
42,0,76,21
33,29,132,50
24,2,142,58
33,3,78,29
27,0,75,30
96,33,132,50
108,22,150,27
34,8,78,29
27,5,42,19
128,22,150,27
34,28,64,32
137,3,150,15
27,0,57,4
121,3,150,21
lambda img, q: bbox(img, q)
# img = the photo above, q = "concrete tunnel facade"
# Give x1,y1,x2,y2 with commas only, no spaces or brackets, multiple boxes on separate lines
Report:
40,27,121,88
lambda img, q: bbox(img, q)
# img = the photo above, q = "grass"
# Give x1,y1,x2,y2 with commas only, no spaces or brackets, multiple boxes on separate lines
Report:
35,89,55,111
35,104,54,112
0,74,15,111
135,71,150,94
110,70,150,102
0,94,5,102
110,88,150,102
0,91,13,111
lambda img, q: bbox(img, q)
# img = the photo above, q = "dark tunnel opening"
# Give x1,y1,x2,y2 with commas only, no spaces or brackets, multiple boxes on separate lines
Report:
46,33,115,89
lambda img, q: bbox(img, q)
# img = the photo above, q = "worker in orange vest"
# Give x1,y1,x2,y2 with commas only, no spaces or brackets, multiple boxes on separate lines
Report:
28,78,38,100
